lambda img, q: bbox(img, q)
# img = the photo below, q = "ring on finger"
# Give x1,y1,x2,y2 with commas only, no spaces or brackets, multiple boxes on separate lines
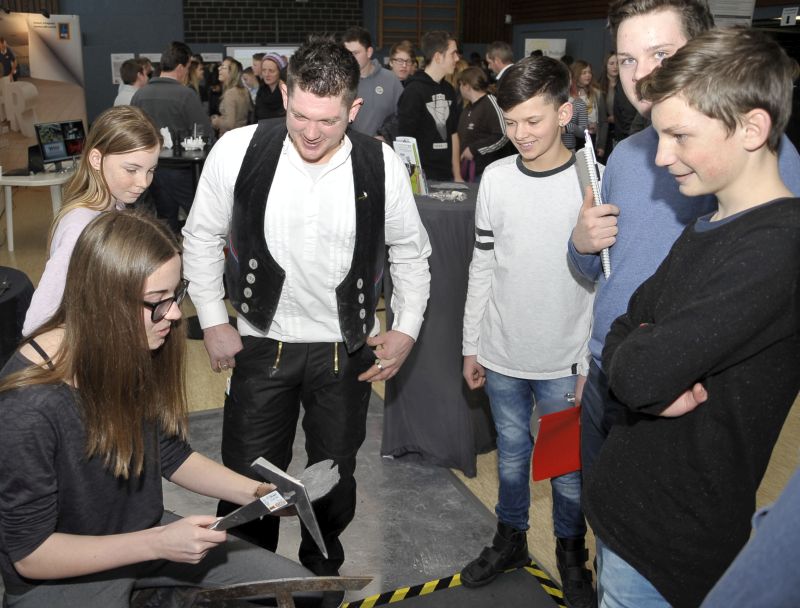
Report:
375,358,384,371
220,362,230,370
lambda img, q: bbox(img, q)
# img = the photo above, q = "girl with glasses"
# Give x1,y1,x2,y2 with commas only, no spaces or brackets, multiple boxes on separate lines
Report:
22,106,162,336
0,212,321,607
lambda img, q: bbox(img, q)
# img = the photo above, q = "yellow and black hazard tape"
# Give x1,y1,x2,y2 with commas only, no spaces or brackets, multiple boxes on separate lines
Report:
343,560,567,608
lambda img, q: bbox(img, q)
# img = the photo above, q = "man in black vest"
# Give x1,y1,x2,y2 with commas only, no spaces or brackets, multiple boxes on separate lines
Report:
182,36,431,605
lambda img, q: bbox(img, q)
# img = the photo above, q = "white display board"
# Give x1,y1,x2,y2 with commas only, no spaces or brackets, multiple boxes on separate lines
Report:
110,52,134,84
523,38,567,60
707,0,756,26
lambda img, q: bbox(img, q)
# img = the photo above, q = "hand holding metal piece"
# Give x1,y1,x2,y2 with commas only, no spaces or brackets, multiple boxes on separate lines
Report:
251,458,340,559
206,459,339,560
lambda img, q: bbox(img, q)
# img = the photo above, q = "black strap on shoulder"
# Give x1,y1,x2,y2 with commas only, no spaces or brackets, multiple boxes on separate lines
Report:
28,338,55,371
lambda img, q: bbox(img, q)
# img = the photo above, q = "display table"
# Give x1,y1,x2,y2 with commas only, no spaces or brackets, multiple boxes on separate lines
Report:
0,170,73,251
382,184,495,478
0,266,33,366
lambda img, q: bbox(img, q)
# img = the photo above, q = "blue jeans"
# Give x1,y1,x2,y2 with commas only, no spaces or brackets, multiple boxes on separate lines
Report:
596,539,670,608
484,369,586,538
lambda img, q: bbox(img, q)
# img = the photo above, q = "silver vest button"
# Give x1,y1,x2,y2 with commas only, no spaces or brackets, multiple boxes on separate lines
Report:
359,308,366,319
241,303,250,313
243,287,252,298
246,273,256,284
356,278,364,289
249,258,258,269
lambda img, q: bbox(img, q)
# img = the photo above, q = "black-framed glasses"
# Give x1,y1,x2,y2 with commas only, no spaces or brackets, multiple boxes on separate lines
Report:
391,58,412,66
142,279,189,322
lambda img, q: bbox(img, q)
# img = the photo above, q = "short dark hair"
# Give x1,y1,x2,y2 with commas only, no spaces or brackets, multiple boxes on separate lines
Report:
496,55,570,112
607,0,714,40
160,41,192,72
120,58,142,85
421,30,453,65
342,26,372,50
287,35,360,107
486,41,513,64
638,27,798,152
253,52,265,61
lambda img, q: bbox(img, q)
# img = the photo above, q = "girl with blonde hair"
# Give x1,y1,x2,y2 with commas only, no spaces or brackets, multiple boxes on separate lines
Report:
211,57,251,135
0,212,320,607
22,105,162,336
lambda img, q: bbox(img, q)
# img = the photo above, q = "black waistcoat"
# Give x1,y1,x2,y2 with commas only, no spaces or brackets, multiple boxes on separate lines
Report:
226,120,386,353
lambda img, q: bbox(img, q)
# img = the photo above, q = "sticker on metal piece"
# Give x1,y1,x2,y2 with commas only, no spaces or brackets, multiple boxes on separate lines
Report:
261,490,289,512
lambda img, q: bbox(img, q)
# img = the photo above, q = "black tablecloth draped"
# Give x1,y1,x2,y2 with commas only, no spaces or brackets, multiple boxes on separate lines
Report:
382,185,495,478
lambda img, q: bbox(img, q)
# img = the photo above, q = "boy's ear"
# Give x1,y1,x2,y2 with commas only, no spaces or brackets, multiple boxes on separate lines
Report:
557,101,573,128
741,108,771,152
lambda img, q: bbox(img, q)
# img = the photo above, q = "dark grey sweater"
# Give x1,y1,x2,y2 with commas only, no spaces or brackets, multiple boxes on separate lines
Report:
0,353,193,596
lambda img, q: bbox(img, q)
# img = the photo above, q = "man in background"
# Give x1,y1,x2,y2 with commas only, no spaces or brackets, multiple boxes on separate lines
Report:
0,37,16,81
114,58,149,106
342,26,403,138
132,40,213,233
485,41,514,82
397,30,460,181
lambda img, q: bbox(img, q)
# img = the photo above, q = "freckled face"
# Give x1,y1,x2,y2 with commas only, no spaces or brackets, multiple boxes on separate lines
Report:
652,94,744,199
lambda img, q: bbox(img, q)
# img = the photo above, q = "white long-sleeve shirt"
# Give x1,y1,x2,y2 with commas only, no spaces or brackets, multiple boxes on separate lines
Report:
183,125,431,343
462,154,594,379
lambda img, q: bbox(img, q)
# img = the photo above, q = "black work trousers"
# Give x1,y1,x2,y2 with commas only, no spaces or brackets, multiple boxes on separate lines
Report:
218,336,374,574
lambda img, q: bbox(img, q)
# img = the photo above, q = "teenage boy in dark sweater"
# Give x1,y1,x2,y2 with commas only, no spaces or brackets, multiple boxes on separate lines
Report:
583,28,800,608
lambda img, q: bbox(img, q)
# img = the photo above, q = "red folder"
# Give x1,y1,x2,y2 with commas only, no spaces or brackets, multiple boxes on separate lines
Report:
531,406,582,481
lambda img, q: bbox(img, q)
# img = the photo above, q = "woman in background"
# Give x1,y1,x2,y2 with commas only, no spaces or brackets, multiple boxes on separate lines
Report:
571,60,602,138
211,57,251,136
0,212,321,607
22,105,161,336
254,53,287,121
596,52,619,161
454,66,510,181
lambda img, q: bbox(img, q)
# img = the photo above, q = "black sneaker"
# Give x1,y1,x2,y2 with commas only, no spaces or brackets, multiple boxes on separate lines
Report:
461,522,530,588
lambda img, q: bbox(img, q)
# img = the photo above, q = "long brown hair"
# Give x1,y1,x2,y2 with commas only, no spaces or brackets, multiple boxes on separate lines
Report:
570,60,600,98
51,106,162,245
0,212,187,478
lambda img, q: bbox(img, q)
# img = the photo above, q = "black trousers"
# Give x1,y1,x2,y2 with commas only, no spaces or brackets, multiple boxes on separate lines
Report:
218,336,374,574
579,360,627,484
149,167,194,233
